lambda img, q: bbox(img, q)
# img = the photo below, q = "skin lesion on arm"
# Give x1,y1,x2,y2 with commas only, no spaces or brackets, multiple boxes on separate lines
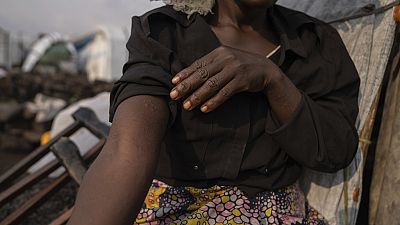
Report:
67,95,170,225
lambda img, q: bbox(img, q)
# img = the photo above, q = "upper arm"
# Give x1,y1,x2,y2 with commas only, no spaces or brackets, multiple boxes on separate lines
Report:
67,95,169,225
106,95,170,157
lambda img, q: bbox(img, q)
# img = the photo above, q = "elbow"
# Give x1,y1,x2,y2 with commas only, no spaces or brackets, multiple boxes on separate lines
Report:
330,135,359,172
309,131,359,173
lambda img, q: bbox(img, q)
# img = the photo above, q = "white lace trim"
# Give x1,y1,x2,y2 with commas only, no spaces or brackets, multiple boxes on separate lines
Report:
153,0,215,17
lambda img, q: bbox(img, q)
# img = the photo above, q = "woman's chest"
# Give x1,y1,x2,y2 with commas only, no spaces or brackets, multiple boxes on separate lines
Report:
170,92,268,142
210,25,279,57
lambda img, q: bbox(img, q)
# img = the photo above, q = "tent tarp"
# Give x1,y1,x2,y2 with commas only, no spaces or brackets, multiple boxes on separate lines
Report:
369,28,400,225
277,0,397,224
83,26,129,82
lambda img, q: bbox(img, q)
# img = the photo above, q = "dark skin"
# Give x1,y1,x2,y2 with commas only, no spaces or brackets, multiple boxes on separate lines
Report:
171,0,302,124
68,1,302,224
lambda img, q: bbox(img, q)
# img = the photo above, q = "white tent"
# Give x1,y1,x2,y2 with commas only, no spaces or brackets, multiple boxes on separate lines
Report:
21,32,77,73
81,26,129,82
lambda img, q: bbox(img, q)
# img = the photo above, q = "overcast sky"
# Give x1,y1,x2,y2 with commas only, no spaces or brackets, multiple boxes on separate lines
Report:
0,0,164,37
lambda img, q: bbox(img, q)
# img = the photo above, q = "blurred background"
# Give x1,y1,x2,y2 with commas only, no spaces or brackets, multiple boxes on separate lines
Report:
0,1,162,224
0,0,163,171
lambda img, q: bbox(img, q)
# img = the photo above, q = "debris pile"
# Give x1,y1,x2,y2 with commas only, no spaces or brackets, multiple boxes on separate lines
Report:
0,70,112,173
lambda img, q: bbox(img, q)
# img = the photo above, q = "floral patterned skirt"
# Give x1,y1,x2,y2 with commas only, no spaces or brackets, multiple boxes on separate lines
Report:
134,179,327,225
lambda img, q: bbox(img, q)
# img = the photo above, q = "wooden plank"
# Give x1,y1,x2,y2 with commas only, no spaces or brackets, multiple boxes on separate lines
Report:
0,173,70,225
0,121,81,188
0,137,105,225
359,89,381,158
0,159,61,207
48,208,73,225
51,138,87,185
0,138,105,207
45,139,106,224
72,108,110,139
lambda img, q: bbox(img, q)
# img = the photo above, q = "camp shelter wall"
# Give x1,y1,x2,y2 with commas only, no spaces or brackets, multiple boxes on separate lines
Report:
84,26,129,82
369,27,400,225
0,28,33,70
0,26,10,69
277,0,397,224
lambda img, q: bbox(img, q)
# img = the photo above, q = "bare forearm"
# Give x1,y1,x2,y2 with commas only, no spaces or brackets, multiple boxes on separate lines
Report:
68,96,169,225
264,72,302,125
68,147,157,225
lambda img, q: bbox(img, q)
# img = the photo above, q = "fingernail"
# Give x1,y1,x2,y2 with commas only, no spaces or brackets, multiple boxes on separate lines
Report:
183,101,192,110
201,105,208,112
172,76,180,84
170,90,178,99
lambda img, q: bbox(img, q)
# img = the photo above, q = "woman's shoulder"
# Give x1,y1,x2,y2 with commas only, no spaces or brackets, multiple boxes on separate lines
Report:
274,5,333,29
274,4,339,40
128,5,195,49
135,5,194,30
274,4,346,60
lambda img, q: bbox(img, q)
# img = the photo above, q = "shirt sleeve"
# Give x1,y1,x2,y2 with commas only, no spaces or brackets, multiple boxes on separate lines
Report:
109,16,177,125
265,25,360,173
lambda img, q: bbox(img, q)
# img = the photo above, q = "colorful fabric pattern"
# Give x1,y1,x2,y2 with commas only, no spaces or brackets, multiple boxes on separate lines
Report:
134,180,327,225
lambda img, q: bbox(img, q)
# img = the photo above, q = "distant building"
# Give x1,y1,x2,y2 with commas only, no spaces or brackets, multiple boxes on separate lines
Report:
0,26,11,69
0,26,31,70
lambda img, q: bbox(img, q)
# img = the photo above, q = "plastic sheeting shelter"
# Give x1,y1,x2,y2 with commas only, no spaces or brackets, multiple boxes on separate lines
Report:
278,0,398,224
22,32,77,73
80,26,129,82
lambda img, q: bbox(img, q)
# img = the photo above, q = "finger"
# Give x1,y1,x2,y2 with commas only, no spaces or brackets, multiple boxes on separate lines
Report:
182,69,232,110
171,65,197,85
170,61,222,100
200,81,238,113
172,59,209,85
172,48,221,84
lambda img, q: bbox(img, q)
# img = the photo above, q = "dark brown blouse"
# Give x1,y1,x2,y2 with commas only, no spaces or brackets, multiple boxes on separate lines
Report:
109,5,360,197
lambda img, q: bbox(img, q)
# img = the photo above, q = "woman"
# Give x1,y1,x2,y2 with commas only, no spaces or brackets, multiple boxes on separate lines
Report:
68,0,360,224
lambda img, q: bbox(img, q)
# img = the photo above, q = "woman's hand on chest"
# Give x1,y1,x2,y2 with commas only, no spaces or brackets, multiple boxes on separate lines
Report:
169,45,283,113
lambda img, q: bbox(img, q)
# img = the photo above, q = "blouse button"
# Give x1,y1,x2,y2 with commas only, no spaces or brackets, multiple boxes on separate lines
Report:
193,165,199,171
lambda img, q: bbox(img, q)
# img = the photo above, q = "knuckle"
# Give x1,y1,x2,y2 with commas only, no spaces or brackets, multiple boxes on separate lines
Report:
178,81,191,92
236,65,246,73
206,77,219,90
232,57,241,65
191,93,201,104
224,54,235,62
232,78,246,91
223,64,234,71
197,68,209,80
194,59,206,69
220,88,231,98
218,46,227,52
